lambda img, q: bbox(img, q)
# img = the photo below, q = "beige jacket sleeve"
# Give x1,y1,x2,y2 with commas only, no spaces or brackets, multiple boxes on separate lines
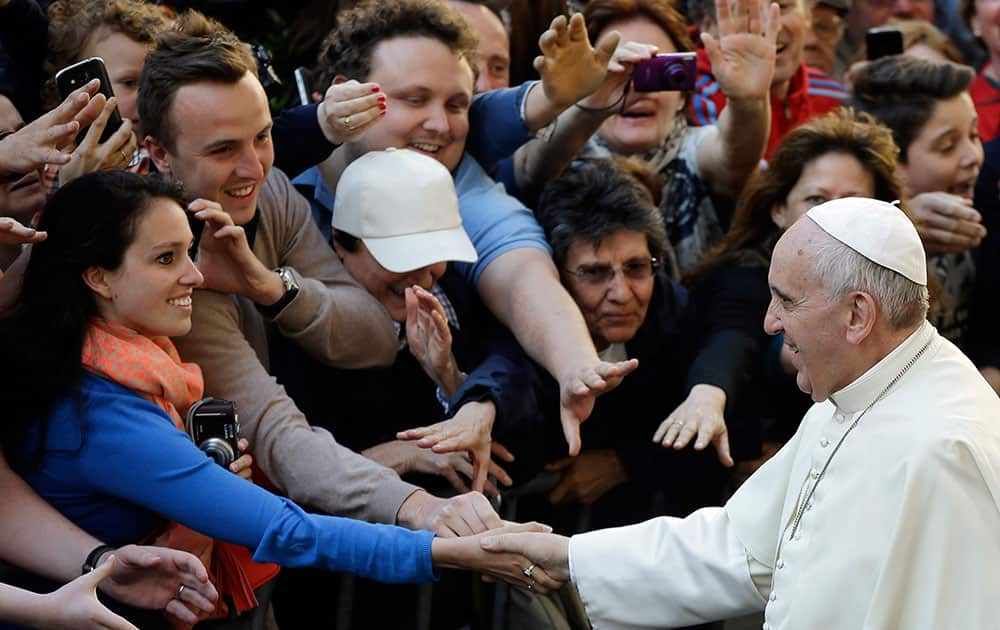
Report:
173,169,416,523
252,168,398,368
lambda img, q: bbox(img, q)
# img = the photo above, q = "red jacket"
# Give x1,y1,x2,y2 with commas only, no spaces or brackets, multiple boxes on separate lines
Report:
971,63,1000,144
688,48,846,161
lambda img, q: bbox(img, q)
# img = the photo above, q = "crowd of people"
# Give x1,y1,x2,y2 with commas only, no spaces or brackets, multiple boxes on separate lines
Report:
0,0,998,628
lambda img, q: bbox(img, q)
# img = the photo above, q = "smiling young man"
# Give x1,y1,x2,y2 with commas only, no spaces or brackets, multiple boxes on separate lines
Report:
138,10,508,537
691,0,847,160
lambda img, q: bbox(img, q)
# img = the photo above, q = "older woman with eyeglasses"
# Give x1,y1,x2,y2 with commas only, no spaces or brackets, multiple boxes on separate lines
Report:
511,157,728,534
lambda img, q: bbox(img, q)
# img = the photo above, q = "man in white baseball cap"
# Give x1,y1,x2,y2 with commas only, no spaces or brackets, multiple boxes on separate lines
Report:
466,197,1000,629
332,148,477,323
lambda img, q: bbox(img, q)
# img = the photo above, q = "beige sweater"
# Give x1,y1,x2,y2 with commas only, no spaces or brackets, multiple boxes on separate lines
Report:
173,169,419,524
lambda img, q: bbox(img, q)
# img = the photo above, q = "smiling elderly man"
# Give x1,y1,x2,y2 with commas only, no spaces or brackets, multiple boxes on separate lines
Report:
475,197,1000,629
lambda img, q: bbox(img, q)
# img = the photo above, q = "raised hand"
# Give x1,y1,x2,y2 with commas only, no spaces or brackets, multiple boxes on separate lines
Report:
559,359,639,455
405,286,464,398
317,80,386,145
396,400,514,494
57,96,136,186
534,13,621,111
577,41,659,111
653,384,734,467
0,79,98,178
704,0,780,101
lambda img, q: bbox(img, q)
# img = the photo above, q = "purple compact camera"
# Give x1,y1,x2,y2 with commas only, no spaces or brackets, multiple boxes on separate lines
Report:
633,52,697,92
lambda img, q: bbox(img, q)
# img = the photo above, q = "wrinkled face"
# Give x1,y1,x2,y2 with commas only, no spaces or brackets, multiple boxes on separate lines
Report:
774,0,810,93
82,31,150,134
771,152,877,229
846,0,895,41
891,0,934,21
764,220,847,401
92,197,204,337
560,230,655,352
898,92,983,200
334,237,447,322
448,1,510,92
596,16,685,155
148,73,274,226
803,3,845,75
972,0,1000,58
353,37,474,172
0,96,47,224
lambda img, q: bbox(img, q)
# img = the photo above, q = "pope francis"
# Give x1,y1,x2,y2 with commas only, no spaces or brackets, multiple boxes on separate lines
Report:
478,198,1000,629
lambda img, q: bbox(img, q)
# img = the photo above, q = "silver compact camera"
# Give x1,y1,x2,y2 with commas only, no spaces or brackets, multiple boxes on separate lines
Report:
186,397,240,468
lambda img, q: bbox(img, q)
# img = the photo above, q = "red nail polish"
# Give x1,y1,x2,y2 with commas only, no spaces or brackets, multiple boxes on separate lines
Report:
377,94,386,102
379,103,387,110
372,86,381,93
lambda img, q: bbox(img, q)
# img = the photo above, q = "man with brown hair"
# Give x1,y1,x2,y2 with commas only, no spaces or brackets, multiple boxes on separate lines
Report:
139,10,506,536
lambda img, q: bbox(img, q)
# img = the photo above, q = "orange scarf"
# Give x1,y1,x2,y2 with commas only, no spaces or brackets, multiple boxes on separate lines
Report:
82,318,279,626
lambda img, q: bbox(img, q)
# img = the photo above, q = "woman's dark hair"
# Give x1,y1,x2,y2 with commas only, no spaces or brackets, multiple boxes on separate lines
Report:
536,157,669,268
687,108,906,286
846,56,975,162
0,171,188,463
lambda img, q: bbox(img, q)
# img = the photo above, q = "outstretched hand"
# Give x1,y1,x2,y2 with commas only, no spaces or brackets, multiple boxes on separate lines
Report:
99,545,217,625
480,528,572,583
433,522,566,593
534,13,621,111
559,359,638,455
653,384,733,467
397,400,514,494
703,0,779,101
0,217,46,246
41,557,138,630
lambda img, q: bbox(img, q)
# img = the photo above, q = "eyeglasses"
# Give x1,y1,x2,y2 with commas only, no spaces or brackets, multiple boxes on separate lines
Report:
564,258,660,285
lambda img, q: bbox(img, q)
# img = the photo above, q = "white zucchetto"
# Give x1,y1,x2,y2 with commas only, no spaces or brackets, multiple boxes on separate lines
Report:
806,197,927,286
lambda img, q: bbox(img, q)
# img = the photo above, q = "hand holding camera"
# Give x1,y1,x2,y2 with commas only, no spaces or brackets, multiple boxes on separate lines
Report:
187,398,252,480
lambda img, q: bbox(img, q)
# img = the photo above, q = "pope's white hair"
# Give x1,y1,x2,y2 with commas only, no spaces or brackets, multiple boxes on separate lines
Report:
809,230,929,329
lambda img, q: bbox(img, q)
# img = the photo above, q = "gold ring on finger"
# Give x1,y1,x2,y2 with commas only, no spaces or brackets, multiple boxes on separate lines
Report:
176,584,186,600
343,115,352,128
674,421,684,427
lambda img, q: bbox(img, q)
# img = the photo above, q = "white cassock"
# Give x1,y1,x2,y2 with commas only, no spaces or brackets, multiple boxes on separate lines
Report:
568,322,1000,629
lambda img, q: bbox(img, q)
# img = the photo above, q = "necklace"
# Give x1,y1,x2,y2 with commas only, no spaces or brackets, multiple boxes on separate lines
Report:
782,336,934,544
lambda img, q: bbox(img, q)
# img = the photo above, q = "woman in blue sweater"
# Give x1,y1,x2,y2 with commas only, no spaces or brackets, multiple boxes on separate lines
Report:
0,171,555,626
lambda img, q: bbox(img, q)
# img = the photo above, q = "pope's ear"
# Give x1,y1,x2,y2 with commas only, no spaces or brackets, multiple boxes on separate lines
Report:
845,291,878,345
82,266,114,301
144,136,172,174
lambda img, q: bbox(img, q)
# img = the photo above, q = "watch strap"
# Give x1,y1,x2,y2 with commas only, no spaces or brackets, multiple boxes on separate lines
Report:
82,544,117,574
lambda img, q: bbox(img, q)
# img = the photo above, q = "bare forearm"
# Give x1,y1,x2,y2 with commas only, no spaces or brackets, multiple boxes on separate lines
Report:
478,249,598,382
0,452,100,581
514,105,610,197
0,583,53,627
703,96,769,197
522,82,569,133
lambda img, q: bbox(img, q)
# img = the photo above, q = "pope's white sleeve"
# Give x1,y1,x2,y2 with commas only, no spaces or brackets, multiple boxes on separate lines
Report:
568,507,767,629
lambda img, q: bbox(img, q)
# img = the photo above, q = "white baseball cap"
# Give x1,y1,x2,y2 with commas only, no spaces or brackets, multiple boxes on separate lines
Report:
806,197,927,285
332,148,478,272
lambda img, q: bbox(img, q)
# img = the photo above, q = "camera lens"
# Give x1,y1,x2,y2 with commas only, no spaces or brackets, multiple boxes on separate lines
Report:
665,64,689,86
200,438,235,468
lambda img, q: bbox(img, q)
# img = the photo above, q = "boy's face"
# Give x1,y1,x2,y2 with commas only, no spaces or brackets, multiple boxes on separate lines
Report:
899,92,983,201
